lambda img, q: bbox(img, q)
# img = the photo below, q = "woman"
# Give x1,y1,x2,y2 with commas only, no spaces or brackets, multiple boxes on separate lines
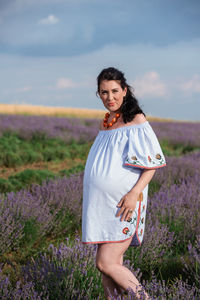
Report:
82,67,166,299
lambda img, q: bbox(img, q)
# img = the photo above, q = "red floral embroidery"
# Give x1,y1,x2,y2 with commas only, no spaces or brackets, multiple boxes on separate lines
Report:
140,229,143,235
143,204,145,211
148,155,151,162
122,227,129,234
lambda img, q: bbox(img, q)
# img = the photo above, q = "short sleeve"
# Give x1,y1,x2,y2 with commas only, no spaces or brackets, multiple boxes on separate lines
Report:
124,122,166,169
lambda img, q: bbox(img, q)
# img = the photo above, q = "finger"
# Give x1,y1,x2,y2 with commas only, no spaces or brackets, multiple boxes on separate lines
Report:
116,207,125,217
126,211,133,222
125,210,132,222
116,201,122,207
120,208,130,222
117,197,124,207
124,208,134,222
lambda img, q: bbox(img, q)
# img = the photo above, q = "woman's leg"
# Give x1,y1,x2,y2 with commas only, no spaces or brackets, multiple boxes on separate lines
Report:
101,254,124,299
96,237,149,299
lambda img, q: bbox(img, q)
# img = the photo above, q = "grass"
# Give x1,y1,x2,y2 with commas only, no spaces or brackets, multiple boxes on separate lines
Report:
0,164,85,194
160,139,200,156
0,131,198,194
0,131,91,168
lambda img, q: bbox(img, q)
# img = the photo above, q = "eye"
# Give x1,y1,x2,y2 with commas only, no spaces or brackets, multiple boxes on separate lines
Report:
101,91,107,95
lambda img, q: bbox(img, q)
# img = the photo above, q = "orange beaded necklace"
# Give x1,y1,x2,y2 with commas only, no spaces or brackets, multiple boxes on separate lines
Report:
103,112,120,128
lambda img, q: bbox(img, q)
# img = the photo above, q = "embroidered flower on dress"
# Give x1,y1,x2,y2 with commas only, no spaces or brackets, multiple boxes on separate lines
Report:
138,192,143,202
122,227,130,234
126,156,143,167
140,229,143,235
156,153,162,160
131,156,137,161
148,156,152,162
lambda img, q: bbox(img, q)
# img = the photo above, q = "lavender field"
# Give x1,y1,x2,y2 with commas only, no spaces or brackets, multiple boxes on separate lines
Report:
0,113,200,299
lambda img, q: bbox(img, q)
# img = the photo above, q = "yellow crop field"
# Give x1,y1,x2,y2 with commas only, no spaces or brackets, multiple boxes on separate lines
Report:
0,103,178,122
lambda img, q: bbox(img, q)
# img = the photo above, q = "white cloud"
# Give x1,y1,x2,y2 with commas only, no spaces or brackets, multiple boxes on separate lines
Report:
38,14,59,25
132,71,167,98
180,74,200,93
56,78,76,89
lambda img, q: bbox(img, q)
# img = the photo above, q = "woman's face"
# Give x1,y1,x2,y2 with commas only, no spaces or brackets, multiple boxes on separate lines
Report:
99,80,127,113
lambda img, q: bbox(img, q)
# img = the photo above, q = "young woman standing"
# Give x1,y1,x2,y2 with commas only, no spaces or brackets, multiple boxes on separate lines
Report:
82,67,166,299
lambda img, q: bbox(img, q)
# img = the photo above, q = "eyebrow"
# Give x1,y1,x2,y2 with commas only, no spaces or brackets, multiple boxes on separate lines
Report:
100,88,119,92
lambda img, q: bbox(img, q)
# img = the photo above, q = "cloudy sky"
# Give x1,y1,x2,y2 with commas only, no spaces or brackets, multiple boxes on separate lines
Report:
0,0,200,121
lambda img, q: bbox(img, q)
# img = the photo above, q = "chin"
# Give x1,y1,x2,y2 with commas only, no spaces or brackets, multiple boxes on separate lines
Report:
107,106,119,112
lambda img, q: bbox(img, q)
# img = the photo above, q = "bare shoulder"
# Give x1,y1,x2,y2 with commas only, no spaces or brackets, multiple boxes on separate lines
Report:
130,113,147,125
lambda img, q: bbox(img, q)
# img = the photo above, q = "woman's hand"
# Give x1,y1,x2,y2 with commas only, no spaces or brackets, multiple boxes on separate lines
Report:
116,190,139,222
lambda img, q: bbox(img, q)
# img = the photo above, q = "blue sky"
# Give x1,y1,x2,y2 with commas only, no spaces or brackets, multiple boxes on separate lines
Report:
0,0,200,121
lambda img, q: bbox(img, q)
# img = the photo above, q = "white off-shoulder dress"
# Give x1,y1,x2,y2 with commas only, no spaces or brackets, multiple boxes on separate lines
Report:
81,121,166,247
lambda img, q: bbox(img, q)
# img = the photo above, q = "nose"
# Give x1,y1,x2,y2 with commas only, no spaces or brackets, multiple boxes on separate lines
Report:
108,92,113,101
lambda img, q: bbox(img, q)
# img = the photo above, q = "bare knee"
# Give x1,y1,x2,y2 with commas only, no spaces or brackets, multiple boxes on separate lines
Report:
96,259,113,275
95,260,103,273
96,243,124,274
96,255,106,273
96,256,123,275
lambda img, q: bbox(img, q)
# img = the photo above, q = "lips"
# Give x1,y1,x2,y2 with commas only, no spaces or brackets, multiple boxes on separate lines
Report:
108,103,115,106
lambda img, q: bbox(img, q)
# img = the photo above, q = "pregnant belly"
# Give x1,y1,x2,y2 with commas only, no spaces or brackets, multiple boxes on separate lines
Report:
84,164,142,197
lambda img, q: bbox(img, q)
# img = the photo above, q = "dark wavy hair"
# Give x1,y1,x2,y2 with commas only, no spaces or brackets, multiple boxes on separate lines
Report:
97,67,146,123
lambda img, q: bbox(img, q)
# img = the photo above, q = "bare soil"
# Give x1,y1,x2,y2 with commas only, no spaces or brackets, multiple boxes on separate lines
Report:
0,158,85,179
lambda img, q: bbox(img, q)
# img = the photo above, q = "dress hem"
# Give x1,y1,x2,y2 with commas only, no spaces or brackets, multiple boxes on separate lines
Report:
82,231,137,245
124,163,166,169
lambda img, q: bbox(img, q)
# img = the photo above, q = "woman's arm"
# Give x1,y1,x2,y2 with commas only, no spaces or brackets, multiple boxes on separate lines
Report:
129,169,156,196
116,169,156,221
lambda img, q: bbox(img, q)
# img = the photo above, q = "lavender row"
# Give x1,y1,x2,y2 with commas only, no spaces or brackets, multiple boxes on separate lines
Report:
0,114,199,147
1,235,199,299
153,151,200,187
0,114,98,142
0,173,83,254
150,121,200,148
148,173,200,249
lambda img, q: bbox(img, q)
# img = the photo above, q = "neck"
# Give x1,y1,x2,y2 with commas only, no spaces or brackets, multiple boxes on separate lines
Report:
109,110,120,117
